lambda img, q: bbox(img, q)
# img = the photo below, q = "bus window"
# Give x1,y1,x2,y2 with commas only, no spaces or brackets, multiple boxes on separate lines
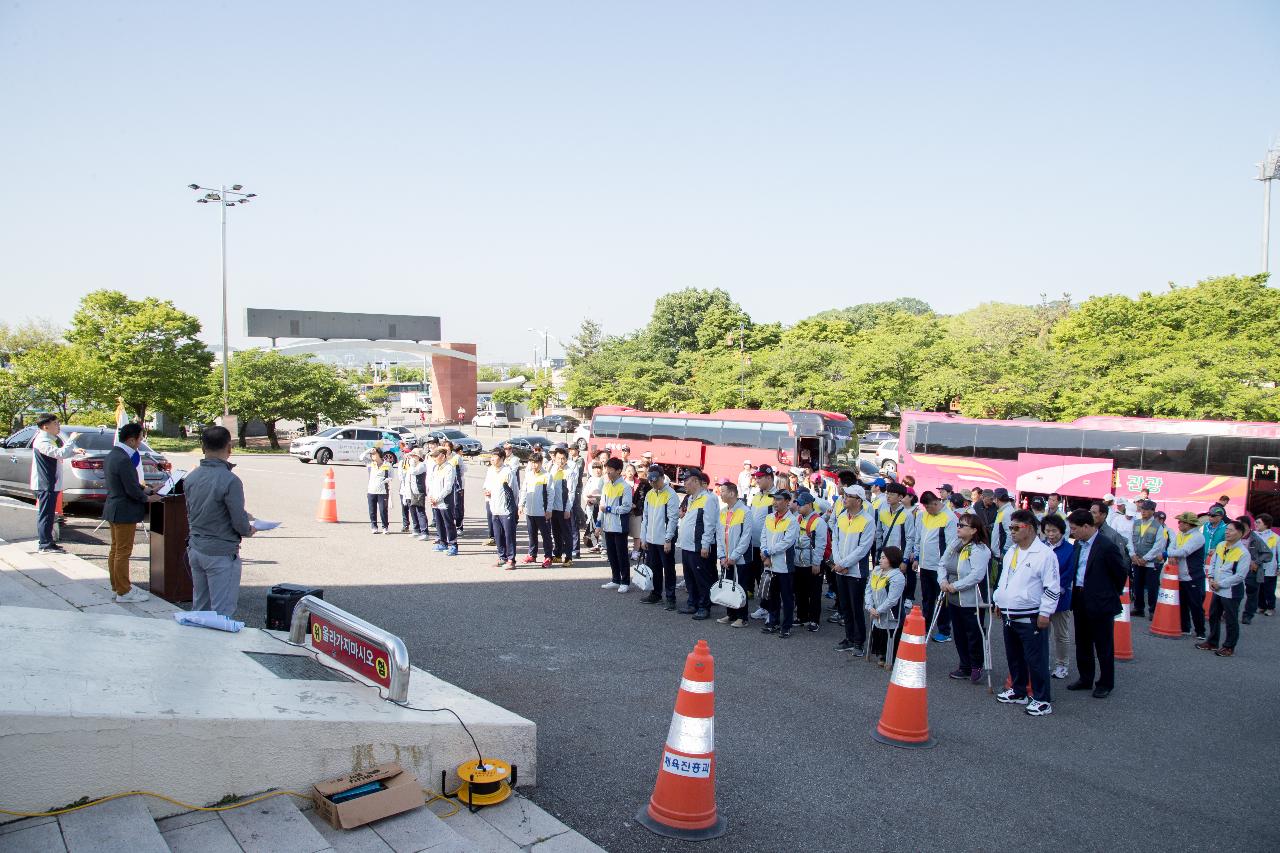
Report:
1082,430,1141,467
906,421,924,455
974,424,1029,460
722,421,761,448
1141,433,1208,474
650,418,686,440
684,420,723,445
618,417,652,441
760,423,791,450
594,415,622,438
1028,427,1082,458
1205,435,1280,477
923,423,975,456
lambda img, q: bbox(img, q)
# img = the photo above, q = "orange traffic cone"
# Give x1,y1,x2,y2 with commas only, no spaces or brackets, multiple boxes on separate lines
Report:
1150,560,1183,638
55,492,63,515
316,468,339,523
872,604,936,749
1114,581,1134,661
636,640,726,841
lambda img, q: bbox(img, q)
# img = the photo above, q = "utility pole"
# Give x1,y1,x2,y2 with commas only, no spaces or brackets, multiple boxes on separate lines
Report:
1259,142,1280,274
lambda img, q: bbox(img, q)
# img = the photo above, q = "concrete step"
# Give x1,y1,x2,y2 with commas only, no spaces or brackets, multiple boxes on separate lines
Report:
0,543,176,619
216,796,331,853
57,795,168,853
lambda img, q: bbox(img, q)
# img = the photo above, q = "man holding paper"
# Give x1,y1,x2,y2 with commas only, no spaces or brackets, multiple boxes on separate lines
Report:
183,426,256,616
102,422,158,603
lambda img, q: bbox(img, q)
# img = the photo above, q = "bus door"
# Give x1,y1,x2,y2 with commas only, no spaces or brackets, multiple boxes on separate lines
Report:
1246,456,1280,521
1015,453,1114,503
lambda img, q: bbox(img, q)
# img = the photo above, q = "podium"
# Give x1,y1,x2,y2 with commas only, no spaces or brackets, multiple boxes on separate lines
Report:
149,496,192,603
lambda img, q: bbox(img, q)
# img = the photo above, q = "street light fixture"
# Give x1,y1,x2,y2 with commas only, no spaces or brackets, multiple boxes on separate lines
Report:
1258,142,1280,274
189,182,258,422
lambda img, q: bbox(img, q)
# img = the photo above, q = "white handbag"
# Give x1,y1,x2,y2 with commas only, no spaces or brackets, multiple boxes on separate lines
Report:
632,552,654,592
709,563,746,609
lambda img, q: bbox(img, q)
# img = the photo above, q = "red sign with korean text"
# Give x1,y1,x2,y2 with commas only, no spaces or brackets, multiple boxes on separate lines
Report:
310,615,392,688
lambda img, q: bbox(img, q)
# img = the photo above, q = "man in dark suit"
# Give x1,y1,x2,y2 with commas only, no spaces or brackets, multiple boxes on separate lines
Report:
103,422,156,604
1066,508,1128,698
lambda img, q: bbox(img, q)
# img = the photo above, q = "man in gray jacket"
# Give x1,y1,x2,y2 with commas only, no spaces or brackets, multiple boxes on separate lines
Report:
639,466,681,608
183,426,255,616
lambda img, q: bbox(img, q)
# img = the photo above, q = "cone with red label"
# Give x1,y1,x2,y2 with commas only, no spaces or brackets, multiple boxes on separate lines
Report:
316,467,339,523
872,604,936,749
1114,581,1134,661
636,640,726,841
1150,559,1183,638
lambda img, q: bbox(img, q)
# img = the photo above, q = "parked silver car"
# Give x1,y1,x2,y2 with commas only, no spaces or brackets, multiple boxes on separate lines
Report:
0,425,171,505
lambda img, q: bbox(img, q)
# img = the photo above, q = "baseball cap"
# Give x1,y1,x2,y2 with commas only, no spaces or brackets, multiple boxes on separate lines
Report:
647,465,665,479
1176,511,1200,524
773,489,792,501
682,468,705,483
1208,505,1226,516
843,484,867,500
752,464,775,477
993,487,1011,501
1139,499,1157,511
742,459,752,466
714,477,734,487
872,477,887,488
938,483,954,492
1029,496,1046,509
1103,493,1115,502
794,491,815,506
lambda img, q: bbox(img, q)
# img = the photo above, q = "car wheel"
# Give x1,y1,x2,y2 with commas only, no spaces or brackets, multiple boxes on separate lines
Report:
315,448,332,465
881,460,897,474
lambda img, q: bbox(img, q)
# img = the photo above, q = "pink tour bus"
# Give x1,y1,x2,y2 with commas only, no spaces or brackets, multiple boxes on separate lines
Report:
896,410,1280,520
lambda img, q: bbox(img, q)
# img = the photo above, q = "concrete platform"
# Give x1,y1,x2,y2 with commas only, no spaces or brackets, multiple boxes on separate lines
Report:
0,605,536,820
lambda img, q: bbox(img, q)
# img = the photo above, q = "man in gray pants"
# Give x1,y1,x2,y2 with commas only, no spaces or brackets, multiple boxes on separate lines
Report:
182,426,255,616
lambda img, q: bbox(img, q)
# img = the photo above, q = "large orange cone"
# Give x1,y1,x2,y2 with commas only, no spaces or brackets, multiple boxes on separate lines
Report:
1114,581,1134,661
872,604,936,749
1150,560,1183,638
636,640,726,841
316,468,339,523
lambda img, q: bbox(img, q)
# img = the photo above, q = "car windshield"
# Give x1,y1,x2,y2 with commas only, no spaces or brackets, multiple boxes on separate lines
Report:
440,430,466,439
316,427,342,438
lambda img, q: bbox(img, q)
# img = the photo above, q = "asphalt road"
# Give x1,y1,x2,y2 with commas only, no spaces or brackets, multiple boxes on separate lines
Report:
6,452,1279,853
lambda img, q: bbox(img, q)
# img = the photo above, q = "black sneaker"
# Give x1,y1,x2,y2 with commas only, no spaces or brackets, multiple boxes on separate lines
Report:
806,623,819,633
834,639,854,651
677,605,697,615
692,609,709,621
639,592,661,604
37,544,65,554
849,645,866,657
664,600,677,611
827,614,844,624
779,630,792,639
761,624,778,634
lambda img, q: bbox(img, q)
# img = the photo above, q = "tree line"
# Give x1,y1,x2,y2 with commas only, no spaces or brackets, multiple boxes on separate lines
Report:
562,274,1280,424
0,289,367,446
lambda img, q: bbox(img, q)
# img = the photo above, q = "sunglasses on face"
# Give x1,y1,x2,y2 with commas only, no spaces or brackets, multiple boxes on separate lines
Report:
957,522,974,529
1009,523,1030,532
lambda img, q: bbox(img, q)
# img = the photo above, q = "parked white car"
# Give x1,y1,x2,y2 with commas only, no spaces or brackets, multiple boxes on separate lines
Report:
571,423,590,452
290,426,403,465
472,411,510,428
876,439,899,474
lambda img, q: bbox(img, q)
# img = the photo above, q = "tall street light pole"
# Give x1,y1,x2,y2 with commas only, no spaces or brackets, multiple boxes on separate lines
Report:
1259,143,1280,274
189,183,257,423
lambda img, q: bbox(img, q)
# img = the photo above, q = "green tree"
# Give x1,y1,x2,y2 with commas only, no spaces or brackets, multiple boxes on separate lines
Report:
0,318,60,368
0,370,35,432
528,368,556,416
67,290,213,423
202,350,367,447
12,343,106,422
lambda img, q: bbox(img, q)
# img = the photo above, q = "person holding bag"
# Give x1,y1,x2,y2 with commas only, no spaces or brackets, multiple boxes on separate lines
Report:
713,479,752,626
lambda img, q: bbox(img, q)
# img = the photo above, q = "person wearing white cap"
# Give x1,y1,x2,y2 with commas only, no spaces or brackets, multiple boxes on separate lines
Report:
1107,497,1134,543
830,484,875,654
737,460,754,499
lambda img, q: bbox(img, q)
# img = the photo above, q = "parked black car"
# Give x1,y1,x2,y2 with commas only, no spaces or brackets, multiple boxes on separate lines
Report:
530,414,580,433
491,435,560,461
424,428,483,455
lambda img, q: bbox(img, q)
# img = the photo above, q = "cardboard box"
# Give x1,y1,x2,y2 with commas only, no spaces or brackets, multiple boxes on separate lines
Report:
312,762,424,829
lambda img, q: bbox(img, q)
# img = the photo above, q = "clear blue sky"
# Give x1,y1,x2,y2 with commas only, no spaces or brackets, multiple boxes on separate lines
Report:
2,2,1276,363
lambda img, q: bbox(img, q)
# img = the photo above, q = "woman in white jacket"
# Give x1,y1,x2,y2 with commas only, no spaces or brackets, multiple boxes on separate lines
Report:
941,513,992,683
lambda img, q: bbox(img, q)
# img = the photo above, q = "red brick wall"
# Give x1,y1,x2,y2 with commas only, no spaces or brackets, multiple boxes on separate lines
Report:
431,343,478,424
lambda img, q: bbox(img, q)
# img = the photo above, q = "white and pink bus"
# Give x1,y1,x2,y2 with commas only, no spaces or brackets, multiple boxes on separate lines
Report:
896,411,1280,519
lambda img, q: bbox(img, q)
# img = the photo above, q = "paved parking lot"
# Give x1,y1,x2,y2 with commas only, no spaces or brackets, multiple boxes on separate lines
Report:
6,451,1279,853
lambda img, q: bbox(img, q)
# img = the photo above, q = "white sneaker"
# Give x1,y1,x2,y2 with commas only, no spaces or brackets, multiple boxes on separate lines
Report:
617,584,630,593
751,607,769,620
716,615,733,624
1052,665,1069,680
995,688,1029,705
1025,699,1053,717
601,582,619,589
115,587,150,603
370,528,381,534
676,579,686,590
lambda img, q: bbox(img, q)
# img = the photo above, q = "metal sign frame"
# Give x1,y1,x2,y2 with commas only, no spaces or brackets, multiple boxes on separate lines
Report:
287,595,411,702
